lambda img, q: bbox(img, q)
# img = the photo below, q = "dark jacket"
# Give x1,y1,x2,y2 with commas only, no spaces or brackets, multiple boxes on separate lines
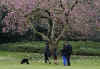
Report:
61,44,72,56
66,44,72,55
61,45,67,56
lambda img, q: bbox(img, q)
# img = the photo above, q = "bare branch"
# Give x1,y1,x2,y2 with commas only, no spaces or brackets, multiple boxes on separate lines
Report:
56,0,79,42
26,15,49,41
32,24,50,41
55,22,68,42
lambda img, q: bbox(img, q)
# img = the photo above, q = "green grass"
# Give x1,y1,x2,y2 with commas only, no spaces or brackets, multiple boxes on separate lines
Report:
0,41,100,69
0,41,100,55
0,61,100,69
0,51,100,69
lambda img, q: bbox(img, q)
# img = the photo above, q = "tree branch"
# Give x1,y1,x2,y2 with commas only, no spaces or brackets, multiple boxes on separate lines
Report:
56,0,79,42
26,15,49,41
42,9,54,40
50,20,55,40
32,24,50,41
55,22,68,42
40,15,53,39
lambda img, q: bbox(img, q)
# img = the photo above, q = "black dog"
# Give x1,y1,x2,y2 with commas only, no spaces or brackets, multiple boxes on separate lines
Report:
20,58,29,64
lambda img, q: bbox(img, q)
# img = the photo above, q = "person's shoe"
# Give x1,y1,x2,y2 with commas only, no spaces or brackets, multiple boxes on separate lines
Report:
64,64,67,66
54,62,58,65
68,65,71,66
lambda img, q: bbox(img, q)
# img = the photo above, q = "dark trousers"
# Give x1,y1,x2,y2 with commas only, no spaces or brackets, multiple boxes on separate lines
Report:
44,54,50,63
45,56,49,63
67,55,71,66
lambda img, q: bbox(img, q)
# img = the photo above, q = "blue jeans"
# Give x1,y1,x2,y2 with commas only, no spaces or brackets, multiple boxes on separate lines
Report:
62,56,67,66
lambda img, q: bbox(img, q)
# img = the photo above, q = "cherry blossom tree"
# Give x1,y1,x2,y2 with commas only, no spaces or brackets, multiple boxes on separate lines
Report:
0,0,97,46
0,0,36,34
26,0,79,54
26,0,97,54
0,4,9,33
68,0,96,40
2,10,28,34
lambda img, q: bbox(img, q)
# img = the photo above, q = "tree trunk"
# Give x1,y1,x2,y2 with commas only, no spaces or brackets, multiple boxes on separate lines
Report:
48,41,58,56
48,40,59,64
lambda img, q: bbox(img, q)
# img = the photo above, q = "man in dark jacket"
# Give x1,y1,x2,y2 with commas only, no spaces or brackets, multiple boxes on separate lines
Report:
44,43,51,64
61,43,72,66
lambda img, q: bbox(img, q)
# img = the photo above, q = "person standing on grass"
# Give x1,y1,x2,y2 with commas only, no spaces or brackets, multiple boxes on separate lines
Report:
66,43,72,66
61,45,68,66
44,42,51,64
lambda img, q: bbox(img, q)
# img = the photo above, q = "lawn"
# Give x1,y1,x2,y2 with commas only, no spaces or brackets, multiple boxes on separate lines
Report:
0,41,100,55
0,51,100,69
0,41,100,69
